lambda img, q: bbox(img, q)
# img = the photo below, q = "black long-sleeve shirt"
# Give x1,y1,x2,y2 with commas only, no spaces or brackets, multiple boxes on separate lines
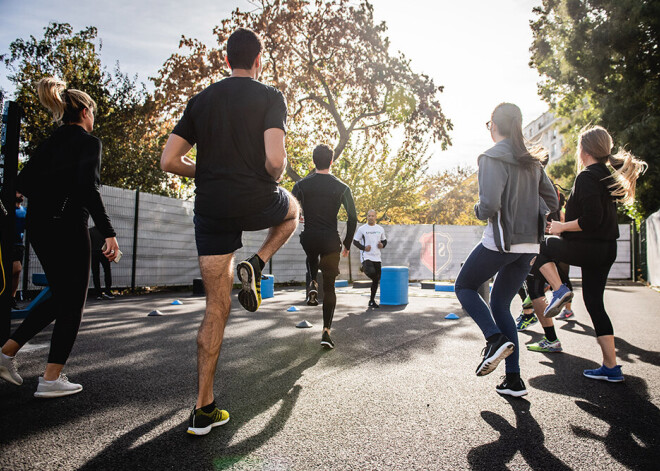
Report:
292,173,357,250
17,124,115,238
564,162,619,241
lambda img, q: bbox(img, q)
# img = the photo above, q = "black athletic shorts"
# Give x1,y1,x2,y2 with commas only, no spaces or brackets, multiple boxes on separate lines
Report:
12,244,25,263
194,186,290,256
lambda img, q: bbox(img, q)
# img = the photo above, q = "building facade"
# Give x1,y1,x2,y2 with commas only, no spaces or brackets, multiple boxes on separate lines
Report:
523,111,565,164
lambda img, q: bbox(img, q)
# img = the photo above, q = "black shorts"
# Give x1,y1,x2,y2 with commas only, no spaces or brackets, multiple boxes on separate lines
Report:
194,186,290,256
12,244,25,263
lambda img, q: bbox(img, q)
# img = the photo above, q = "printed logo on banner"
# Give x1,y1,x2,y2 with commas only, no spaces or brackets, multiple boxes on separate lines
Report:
419,232,452,275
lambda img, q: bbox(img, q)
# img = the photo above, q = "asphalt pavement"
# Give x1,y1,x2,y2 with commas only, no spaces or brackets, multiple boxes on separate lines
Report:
1,281,658,470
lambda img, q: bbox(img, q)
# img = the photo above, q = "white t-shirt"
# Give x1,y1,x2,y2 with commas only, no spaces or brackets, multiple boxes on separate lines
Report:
481,217,539,254
354,223,387,262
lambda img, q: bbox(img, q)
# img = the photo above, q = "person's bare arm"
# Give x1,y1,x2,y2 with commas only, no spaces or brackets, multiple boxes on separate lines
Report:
160,134,195,178
264,128,287,182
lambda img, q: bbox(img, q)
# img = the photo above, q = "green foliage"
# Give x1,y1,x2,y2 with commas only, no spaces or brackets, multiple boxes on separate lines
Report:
153,0,452,184
420,167,483,226
1,23,175,196
530,0,660,217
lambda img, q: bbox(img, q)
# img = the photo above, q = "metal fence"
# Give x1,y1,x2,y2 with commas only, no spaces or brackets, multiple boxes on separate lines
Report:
21,185,635,291
644,209,660,286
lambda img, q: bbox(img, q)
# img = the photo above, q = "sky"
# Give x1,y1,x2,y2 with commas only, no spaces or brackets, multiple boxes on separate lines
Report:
0,0,547,172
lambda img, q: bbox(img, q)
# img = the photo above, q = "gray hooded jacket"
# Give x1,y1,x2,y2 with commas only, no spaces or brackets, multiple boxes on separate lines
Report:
475,139,559,253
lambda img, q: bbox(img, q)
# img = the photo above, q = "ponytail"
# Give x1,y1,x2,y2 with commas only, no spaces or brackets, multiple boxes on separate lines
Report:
491,103,546,168
607,150,647,205
36,77,96,124
577,126,647,205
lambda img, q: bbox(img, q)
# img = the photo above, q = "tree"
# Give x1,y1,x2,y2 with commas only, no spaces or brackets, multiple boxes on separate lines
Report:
153,0,452,182
1,23,173,196
530,0,660,217
420,167,483,225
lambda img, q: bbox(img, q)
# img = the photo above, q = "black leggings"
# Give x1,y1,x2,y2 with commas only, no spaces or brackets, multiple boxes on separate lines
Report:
536,237,617,336
11,218,90,364
91,250,112,297
527,261,573,299
364,261,382,302
300,231,341,330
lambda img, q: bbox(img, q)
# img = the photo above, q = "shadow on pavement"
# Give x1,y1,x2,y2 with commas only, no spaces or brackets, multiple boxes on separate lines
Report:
529,353,660,470
1,290,462,470
560,321,660,367
467,396,571,470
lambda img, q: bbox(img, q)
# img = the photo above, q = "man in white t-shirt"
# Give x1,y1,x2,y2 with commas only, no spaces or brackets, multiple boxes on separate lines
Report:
353,209,387,308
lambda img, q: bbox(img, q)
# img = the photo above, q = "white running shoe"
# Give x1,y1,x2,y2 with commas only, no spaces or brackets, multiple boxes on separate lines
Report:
34,374,82,398
0,353,23,386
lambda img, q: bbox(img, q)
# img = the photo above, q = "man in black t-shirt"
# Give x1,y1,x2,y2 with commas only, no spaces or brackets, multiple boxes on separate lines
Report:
161,28,299,436
292,144,357,349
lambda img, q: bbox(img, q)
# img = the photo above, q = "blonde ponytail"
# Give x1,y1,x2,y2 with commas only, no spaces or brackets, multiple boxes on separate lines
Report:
37,77,67,122
36,77,97,124
577,125,647,205
607,150,647,205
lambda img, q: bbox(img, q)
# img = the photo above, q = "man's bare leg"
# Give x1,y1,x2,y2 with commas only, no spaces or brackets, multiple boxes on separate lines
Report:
256,190,300,263
197,253,234,409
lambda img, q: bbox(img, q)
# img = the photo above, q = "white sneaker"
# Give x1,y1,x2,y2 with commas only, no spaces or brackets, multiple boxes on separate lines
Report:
0,353,23,386
34,374,82,398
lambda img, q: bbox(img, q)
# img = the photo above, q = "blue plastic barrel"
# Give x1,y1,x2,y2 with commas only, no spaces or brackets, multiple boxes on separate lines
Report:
380,266,409,305
261,275,274,299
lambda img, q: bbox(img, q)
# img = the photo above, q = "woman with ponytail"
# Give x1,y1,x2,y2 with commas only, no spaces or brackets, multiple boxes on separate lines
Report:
0,77,119,398
454,102,558,397
535,125,646,383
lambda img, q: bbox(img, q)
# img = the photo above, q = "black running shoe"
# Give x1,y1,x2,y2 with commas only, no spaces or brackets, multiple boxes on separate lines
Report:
321,331,334,349
368,300,380,308
475,333,515,376
307,280,319,306
237,255,262,312
496,376,528,397
187,405,230,436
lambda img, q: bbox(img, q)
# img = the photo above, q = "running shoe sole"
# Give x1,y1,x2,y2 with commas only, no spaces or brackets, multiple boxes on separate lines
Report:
476,342,515,376
0,366,23,386
496,387,528,397
583,372,624,382
320,340,334,349
527,345,563,353
544,291,574,318
187,416,230,435
237,261,259,312
34,386,83,398
307,289,319,306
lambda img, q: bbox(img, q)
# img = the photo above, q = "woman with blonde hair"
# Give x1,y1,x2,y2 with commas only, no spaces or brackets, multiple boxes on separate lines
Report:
0,77,119,397
537,125,646,382
454,102,558,397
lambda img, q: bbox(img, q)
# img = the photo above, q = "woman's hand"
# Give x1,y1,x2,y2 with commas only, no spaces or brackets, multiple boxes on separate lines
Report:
103,237,120,262
546,220,564,236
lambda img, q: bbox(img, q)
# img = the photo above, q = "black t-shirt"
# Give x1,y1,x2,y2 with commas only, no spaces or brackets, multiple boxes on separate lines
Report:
564,163,619,241
172,77,287,218
292,173,358,250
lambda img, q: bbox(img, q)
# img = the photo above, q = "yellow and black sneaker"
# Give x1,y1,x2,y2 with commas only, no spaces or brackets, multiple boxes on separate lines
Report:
237,254,262,312
187,405,230,436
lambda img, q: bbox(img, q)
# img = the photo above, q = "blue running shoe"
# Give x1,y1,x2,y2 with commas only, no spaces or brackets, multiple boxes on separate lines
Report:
544,284,573,318
516,314,538,331
583,364,624,382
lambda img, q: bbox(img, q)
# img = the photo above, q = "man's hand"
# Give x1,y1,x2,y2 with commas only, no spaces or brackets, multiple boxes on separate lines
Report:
365,245,371,252
342,248,349,258
377,242,384,249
